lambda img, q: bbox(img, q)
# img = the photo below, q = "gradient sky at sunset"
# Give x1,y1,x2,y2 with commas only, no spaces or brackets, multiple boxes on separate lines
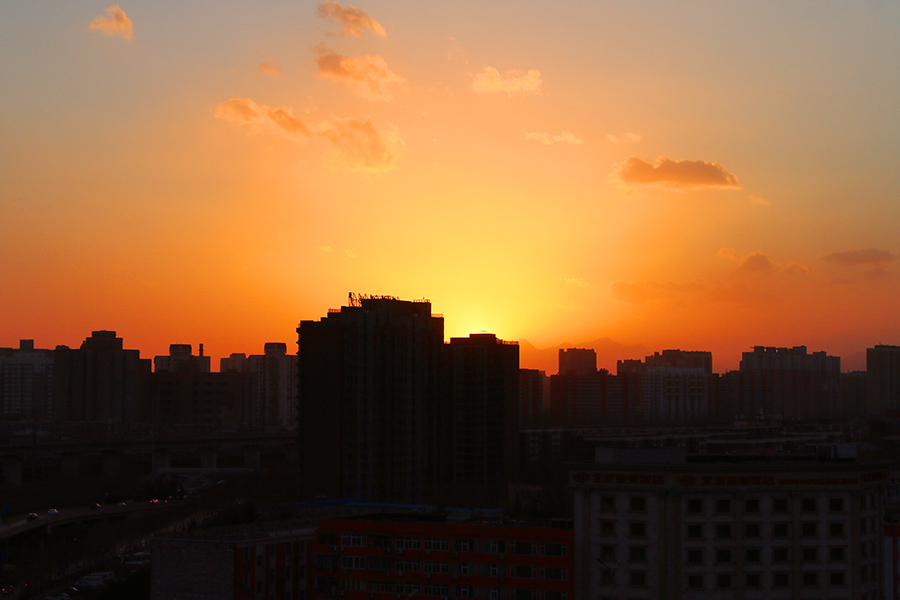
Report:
2,1,899,372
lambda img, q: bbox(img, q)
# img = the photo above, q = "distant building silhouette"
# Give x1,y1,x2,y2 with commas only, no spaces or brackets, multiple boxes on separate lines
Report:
153,343,210,374
519,368,546,427
867,344,900,415
617,351,711,424
52,330,151,423
220,343,298,429
558,347,597,376
0,340,55,422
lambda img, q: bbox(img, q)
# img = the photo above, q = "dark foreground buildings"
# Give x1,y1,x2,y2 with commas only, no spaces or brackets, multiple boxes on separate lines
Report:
297,295,519,505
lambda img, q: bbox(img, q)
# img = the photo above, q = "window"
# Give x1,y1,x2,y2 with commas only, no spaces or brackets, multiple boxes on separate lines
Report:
773,523,789,538
746,573,761,588
830,572,845,586
745,548,761,563
395,560,421,573
716,499,731,514
629,571,646,587
600,521,615,537
861,517,868,534
687,524,703,539
396,537,420,550
687,549,703,564
511,566,534,579
372,536,393,550
424,538,450,552
802,523,817,538
830,547,845,561
243,573,250,589
423,562,450,575
629,522,646,537
456,539,475,552
829,522,845,537
715,549,731,564
687,574,703,589
716,574,731,589
628,546,646,562
600,570,614,585
600,495,615,512
802,498,817,513
802,548,817,562
773,573,789,588
773,498,789,513
803,572,817,586
244,548,251,562
687,498,703,514
773,548,789,563
541,543,567,557
600,545,615,560
830,498,844,512
630,497,647,512
342,534,364,547
745,523,761,538
541,567,566,581
715,524,731,539
745,498,760,514
511,542,535,555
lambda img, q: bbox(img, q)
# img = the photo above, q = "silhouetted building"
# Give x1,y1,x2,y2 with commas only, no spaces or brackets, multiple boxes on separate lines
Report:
152,370,246,429
558,348,596,376
739,346,840,420
0,340,55,421
446,333,519,504
52,330,151,423
840,371,867,416
154,343,211,373
616,352,711,424
220,344,298,429
297,295,445,503
519,369,546,428
549,371,628,427
643,349,713,374
867,344,900,416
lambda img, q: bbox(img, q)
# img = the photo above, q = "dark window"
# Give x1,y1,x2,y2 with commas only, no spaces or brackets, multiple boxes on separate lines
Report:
802,548,817,562
803,572,817,586
745,523,761,538
716,574,731,589
773,523,789,538
716,549,731,564
802,523,817,538
830,522,845,537
715,524,731,539
746,573,761,588
830,547,845,561
802,498,817,513
629,522,646,537
629,497,646,512
600,521,614,537
773,548,789,563
687,524,703,539
629,571,646,586
628,546,646,562
600,496,614,512
773,573,789,587
745,548,761,563
830,572,845,586
687,549,702,564
687,498,702,514
687,574,703,589
773,498,789,513
716,499,731,514
600,545,615,560
829,498,844,512
745,498,760,514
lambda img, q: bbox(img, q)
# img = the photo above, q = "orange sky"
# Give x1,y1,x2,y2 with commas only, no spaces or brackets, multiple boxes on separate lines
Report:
2,1,899,372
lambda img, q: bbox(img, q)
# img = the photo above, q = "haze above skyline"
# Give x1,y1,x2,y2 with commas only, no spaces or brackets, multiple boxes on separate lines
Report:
2,1,899,372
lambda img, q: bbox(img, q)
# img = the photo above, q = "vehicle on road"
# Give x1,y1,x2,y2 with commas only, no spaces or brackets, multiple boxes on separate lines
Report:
26,513,39,521
47,508,59,516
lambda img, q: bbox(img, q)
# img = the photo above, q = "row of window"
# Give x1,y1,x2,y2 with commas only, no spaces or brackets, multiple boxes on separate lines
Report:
323,557,567,581
686,571,849,590
319,534,567,557
599,493,880,516
316,578,567,600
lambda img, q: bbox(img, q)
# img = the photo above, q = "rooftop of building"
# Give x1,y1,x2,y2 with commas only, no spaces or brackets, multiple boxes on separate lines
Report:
154,519,315,543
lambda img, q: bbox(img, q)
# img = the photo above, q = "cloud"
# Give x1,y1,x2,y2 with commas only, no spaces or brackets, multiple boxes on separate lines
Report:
607,132,642,143
561,277,591,288
318,245,333,253
344,249,356,258
317,1,386,38
472,67,542,97
89,5,133,40
718,248,813,275
258,62,281,77
822,248,897,266
315,48,405,101
215,98,400,173
525,131,583,146
750,195,771,205
614,156,740,190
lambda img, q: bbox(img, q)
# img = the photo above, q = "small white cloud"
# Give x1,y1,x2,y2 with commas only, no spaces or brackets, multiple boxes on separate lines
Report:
319,245,333,253
607,132,642,143
89,5,133,40
525,131,583,146
472,66,541,97
344,249,356,258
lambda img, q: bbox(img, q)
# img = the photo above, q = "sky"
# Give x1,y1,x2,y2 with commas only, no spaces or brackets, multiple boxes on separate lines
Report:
2,1,899,372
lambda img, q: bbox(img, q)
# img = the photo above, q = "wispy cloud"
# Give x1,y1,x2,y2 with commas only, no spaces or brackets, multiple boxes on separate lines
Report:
258,62,281,77
317,1,386,38
607,132,642,143
344,249,356,258
315,47,405,101
561,277,591,288
472,67,542,97
318,245,333,253
749,195,771,205
614,156,740,191
89,5,133,40
823,248,897,266
525,131,583,146
215,98,401,173
718,248,812,275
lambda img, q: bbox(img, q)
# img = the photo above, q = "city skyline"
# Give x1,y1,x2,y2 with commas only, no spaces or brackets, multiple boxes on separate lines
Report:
2,2,900,373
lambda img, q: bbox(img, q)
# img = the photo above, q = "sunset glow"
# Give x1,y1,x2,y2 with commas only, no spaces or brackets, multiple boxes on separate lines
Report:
2,1,899,372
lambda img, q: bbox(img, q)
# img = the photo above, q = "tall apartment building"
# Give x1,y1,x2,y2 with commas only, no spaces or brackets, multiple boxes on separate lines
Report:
0,340,55,421
297,295,446,503
447,333,520,504
617,352,712,424
867,344,900,415
558,349,596,376
518,369,546,428
571,449,888,600
312,512,574,600
153,343,211,374
738,346,840,420
52,330,151,423
221,343,298,429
